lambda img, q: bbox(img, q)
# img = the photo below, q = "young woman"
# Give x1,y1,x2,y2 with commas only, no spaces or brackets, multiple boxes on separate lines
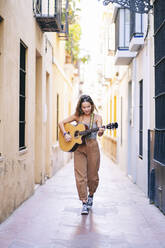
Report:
59,95,105,215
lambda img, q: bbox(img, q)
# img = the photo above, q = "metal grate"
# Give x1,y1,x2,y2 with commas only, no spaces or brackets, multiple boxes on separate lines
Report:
154,0,165,166
154,0,165,32
154,23,165,66
154,130,165,165
33,0,68,34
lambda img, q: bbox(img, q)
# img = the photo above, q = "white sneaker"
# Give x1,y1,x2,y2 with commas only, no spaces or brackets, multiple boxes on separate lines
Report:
87,195,93,209
81,203,89,215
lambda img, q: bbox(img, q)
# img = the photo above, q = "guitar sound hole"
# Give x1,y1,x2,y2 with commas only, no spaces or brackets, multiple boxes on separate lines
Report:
74,131,79,138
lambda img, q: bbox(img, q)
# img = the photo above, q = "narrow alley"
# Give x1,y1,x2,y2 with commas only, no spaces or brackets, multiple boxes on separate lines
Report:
0,152,165,248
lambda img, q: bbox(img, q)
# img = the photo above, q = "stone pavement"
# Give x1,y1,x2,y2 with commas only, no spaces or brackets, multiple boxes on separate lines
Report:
0,153,165,248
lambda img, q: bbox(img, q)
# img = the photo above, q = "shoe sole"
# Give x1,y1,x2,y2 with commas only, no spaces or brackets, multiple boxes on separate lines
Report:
81,211,89,215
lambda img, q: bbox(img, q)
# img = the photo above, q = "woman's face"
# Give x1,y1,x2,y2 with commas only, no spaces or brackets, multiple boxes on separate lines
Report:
81,101,92,115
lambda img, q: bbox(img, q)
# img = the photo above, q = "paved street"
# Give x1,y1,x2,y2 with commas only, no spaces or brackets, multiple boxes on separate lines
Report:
0,152,165,248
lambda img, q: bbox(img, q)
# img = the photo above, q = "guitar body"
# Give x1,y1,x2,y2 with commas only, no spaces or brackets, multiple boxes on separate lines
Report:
59,123,86,152
59,121,118,152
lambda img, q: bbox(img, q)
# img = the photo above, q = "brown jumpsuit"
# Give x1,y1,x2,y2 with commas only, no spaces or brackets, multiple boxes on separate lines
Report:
74,121,100,201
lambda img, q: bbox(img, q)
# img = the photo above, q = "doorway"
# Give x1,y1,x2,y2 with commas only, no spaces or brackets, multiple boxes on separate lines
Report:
35,50,44,184
45,72,51,178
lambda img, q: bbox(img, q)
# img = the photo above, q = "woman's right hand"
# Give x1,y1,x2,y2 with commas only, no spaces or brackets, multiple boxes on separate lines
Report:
64,133,72,142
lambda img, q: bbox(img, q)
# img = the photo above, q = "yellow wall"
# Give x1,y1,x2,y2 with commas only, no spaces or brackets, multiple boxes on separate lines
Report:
0,17,4,158
0,0,37,222
0,0,76,223
110,97,112,136
114,95,117,138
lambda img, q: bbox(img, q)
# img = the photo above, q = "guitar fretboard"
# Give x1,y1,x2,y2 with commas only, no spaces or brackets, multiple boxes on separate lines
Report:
79,127,100,136
76,122,118,137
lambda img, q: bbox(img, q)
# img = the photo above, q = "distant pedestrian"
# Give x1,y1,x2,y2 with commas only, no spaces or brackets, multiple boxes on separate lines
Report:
59,95,105,215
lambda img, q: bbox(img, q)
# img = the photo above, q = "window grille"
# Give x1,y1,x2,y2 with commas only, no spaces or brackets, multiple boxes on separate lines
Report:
33,0,68,34
34,0,42,14
139,80,143,158
154,0,165,165
154,0,165,32
19,42,26,150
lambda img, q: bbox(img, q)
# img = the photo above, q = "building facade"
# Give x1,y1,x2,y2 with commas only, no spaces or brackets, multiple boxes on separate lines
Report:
0,0,76,222
102,3,155,196
148,0,165,214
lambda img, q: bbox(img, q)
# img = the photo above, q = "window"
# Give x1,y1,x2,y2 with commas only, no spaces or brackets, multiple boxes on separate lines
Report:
19,42,27,150
115,8,130,51
139,80,143,158
130,11,143,39
154,0,165,165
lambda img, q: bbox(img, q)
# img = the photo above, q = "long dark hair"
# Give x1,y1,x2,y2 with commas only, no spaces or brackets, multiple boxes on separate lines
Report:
75,95,97,116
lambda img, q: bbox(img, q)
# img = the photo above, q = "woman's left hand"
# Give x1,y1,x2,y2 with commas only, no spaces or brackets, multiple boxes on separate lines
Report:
98,127,105,136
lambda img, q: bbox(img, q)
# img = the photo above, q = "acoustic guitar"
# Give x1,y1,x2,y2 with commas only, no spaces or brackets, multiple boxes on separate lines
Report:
59,122,118,152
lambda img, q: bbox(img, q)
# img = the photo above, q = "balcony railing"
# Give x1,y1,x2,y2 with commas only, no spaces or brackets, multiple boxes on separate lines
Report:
33,0,68,35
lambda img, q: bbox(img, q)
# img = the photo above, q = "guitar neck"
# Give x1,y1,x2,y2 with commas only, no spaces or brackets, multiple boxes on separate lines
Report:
79,126,103,136
79,122,118,137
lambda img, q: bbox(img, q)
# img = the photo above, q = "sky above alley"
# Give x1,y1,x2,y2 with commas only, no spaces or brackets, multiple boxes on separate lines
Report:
78,0,105,97
79,0,103,58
